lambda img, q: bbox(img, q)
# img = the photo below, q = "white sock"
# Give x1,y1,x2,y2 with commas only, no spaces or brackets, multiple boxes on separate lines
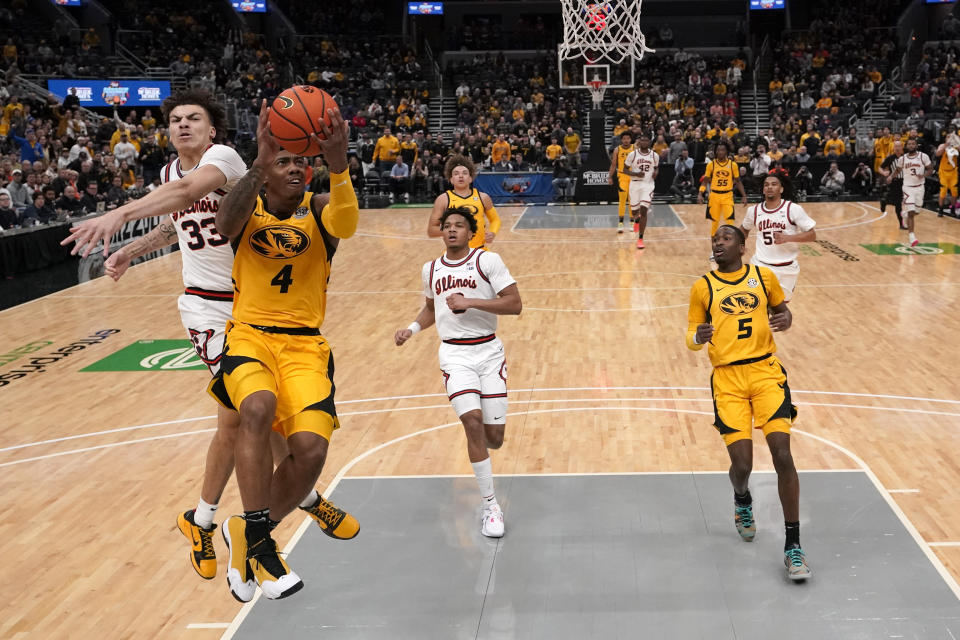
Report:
909,232,916,242
299,489,320,509
471,457,497,508
194,499,218,529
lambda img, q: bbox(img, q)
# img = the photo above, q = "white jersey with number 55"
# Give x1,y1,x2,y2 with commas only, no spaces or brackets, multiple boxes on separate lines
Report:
742,199,816,266
160,143,248,291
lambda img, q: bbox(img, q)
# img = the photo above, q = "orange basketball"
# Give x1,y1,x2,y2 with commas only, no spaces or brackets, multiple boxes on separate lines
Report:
268,85,338,157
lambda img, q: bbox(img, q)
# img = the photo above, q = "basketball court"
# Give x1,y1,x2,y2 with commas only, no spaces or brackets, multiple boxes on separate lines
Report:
1,202,959,638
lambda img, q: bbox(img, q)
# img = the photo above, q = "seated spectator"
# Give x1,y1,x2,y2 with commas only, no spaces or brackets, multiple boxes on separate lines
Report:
426,154,445,197
670,163,696,201
79,182,104,214
552,156,573,201
105,175,128,209
511,153,530,172
823,130,846,158
20,192,52,226
794,165,814,200
0,189,17,229
7,169,30,208
820,162,845,198
796,145,811,163
55,186,83,216
389,156,410,202
347,156,364,196
851,162,873,195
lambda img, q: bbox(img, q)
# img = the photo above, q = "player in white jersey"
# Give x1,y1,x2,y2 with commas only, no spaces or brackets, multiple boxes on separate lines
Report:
621,132,659,249
893,137,934,246
395,206,522,538
740,171,817,301
64,91,357,601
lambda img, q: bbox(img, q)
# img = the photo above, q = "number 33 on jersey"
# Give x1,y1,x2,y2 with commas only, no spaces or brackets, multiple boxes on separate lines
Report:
231,192,338,328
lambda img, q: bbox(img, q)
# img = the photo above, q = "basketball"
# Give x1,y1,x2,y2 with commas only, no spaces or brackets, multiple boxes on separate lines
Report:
268,85,338,157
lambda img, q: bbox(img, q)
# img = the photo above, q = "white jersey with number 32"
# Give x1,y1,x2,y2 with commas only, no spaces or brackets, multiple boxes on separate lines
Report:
160,144,248,291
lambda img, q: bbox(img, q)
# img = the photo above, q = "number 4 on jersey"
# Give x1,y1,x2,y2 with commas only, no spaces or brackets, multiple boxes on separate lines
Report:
271,264,294,293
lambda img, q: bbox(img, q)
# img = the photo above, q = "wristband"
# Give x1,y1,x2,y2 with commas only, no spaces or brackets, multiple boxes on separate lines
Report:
407,322,421,335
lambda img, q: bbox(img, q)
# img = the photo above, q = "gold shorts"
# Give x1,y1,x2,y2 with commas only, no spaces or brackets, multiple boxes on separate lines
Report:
707,193,735,221
939,174,957,198
208,321,340,440
709,354,797,446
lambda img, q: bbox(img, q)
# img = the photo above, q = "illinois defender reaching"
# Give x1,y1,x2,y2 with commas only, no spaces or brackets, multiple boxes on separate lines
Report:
397,206,522,538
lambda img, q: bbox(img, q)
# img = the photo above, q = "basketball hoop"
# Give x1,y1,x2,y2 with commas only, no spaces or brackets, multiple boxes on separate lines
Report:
587,79,607,109
558,0,655,66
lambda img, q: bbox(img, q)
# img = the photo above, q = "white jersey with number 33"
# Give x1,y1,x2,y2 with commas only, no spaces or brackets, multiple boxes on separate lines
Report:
160,143,248,291
742,199,816,266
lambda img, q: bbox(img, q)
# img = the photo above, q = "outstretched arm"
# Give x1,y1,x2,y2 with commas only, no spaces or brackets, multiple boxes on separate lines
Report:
316,109,358,239
103,220,179,280
216,99,280,239
428,193,447,238
60,164,227,257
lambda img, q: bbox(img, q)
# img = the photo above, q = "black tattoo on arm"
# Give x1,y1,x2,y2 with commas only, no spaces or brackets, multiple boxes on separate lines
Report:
123,220,178,259
216,165,266,238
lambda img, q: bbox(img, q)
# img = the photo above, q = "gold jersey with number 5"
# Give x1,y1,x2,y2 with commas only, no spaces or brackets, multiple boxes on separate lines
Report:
231,191,336,329
687,264,783,368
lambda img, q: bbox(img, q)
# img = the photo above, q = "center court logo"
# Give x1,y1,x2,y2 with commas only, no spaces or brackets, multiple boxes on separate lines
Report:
719,292,760,315
249,226,310,259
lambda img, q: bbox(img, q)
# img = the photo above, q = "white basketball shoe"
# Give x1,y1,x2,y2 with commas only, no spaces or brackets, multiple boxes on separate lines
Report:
481,504,505,538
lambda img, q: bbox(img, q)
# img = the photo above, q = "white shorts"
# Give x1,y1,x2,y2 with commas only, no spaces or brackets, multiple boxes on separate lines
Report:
438,337,507,424
628,181,655,209
177,292,233,375
751,257,799,302
902,185,925,211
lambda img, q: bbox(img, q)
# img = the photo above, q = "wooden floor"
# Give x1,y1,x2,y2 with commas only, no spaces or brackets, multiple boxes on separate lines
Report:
1,201,958,639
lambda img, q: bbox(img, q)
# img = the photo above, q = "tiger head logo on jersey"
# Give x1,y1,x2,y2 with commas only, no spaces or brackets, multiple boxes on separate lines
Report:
719,292,760,315
249,226,311,259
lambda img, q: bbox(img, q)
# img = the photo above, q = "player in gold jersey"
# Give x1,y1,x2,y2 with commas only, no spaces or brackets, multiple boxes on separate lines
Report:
209,103,359,601
686,225,811,581
698,141,748,249
607,131,634,233
428,154,501,249
936,133,960,216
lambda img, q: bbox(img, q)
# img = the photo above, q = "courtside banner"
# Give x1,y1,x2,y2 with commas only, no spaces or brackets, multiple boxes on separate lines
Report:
47,79,172,107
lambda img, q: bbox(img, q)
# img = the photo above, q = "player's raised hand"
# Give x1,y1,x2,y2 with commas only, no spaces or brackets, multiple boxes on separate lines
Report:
395,328,413,346
104,248,132,281
61,208,124,258
769,310,792,332
253,99,282,169
696,323,714,344
312,108,349,173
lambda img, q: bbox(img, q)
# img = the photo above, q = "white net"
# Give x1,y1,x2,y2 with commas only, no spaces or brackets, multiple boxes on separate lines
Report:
587,80,606,109
558,0,655,66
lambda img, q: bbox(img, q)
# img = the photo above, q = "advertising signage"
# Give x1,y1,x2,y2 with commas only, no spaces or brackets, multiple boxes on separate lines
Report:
47,79,172,108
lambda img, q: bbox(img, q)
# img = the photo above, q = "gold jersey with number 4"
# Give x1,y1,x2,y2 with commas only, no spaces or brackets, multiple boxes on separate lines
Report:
688,264,784,368
232,191,336,329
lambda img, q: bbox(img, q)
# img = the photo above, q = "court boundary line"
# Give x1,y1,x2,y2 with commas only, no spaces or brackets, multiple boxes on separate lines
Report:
217,404,960,638
5,394,960,461
5,387,960,458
